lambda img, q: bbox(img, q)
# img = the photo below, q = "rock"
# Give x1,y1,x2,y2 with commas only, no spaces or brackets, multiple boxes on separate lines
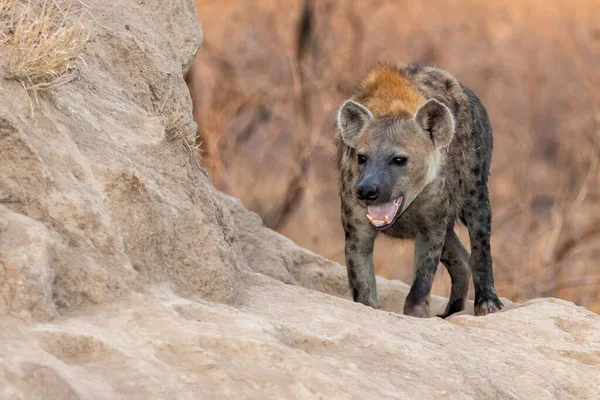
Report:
1,362,80,400
0,206,58,321
0,0,241,312
0,0,598,399
0,283,598,399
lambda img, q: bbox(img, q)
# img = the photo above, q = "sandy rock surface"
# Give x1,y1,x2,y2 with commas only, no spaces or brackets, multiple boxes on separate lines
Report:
0,1,599,399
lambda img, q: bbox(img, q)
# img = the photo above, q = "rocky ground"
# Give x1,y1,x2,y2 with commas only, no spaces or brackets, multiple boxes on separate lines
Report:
0,1,599,399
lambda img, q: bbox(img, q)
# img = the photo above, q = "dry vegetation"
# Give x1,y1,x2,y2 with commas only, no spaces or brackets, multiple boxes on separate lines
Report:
0,0,89,90
164,111,193,142
189,0,600,312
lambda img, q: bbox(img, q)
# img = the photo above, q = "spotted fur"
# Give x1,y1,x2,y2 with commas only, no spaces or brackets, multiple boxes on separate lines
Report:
336,63,504,318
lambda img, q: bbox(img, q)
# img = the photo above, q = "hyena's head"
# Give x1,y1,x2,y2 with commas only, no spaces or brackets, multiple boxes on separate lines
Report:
337,99,454,229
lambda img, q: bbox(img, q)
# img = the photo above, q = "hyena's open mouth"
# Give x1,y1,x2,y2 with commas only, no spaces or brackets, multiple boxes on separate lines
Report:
366,196,403,228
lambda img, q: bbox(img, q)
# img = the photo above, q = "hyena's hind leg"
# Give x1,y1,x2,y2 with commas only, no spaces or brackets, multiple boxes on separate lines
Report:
462,191,504,316
462,85,504,316
437,229,471,318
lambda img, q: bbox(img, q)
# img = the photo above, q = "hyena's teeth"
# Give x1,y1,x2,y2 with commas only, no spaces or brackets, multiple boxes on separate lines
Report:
366,214,374,222
384,215,389,223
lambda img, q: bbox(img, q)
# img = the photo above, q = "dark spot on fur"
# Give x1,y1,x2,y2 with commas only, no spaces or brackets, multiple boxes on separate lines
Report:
406,64,421,75
452,100,461,115
352,286,359,301
341,202,351,216
469,190,476,197
472,166,480,176
345,224,356,236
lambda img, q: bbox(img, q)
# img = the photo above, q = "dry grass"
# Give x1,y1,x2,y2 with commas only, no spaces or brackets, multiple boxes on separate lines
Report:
165,112,193,143
164,111,205,175
164,111,200,155
0,0,18,45
1,0,89,90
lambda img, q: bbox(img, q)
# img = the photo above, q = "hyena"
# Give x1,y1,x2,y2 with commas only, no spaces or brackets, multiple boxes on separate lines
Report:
336,63,504,318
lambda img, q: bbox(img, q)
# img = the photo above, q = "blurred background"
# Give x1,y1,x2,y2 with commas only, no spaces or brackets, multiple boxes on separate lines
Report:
186,0,600,312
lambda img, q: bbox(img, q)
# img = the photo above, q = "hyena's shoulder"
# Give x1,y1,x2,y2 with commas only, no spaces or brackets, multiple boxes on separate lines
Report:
403,64,491,198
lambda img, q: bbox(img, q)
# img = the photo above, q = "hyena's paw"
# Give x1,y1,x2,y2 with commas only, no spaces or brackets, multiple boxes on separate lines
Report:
474,293,504,316
436,297,467,319
403,298,430,318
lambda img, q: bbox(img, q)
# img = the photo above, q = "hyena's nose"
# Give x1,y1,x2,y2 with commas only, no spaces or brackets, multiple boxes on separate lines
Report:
357,183,379,201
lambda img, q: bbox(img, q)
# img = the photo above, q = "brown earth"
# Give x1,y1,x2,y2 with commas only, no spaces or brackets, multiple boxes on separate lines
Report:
1,0,600,398
188,0,600,312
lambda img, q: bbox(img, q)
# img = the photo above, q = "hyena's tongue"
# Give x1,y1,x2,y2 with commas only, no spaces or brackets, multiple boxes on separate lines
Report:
366,197,403,227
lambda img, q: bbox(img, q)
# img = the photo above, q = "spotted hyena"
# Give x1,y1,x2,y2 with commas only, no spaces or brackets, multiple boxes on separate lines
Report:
336,63,504,318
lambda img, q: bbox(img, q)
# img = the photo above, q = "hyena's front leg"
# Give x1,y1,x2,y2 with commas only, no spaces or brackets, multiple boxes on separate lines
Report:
343,212,378,308
404,225,447,318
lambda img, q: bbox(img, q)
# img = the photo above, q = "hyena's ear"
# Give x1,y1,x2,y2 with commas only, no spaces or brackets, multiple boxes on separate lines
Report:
337,100,373,148
415,99,455,149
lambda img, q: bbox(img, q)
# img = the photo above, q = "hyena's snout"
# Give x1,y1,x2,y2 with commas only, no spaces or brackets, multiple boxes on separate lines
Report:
356,179,380,201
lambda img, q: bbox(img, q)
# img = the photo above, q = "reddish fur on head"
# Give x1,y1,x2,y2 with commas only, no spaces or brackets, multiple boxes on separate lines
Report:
353,64,426,118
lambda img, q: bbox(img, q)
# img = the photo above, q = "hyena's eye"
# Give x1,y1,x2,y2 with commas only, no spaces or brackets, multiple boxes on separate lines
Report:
357,154,367,165
392,156,408,166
